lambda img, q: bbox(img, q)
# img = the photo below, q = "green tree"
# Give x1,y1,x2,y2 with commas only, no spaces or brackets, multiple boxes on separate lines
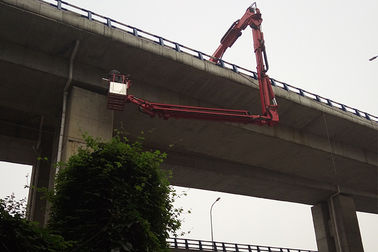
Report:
48,135,181,251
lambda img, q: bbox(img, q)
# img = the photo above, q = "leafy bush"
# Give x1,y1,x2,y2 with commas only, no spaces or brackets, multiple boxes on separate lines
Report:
2,193,27,218
48,135,181,251
0,197,71,251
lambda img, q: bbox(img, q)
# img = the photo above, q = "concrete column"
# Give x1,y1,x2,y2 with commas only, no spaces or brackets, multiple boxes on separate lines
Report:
61,86,113,162
311,194,364,252
27,87,113,226
28,131,55,226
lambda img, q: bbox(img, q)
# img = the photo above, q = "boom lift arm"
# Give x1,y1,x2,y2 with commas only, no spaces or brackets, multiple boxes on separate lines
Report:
210,2,278,121
106,2,279,126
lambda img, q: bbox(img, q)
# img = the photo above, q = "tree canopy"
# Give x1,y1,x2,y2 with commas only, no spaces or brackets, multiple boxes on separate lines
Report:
48,135,181,251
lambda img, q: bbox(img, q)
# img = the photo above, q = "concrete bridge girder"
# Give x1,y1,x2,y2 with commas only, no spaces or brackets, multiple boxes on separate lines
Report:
0,26,375,167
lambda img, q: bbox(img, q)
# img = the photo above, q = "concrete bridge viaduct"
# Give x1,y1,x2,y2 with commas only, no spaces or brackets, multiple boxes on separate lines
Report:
0,0,377,251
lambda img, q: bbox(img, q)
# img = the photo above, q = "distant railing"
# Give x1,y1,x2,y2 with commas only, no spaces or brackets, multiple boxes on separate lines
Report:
167,238,317,252
40,0,377,123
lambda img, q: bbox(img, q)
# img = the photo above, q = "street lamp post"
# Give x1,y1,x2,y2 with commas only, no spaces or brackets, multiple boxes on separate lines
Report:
210,197,221,247
369,55,378,61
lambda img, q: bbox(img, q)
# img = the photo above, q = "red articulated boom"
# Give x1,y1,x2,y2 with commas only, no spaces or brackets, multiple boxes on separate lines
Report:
106,2,279,126
210,2,278,123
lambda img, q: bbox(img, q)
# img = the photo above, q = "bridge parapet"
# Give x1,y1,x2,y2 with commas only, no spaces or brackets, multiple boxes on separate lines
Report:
168,238,317,252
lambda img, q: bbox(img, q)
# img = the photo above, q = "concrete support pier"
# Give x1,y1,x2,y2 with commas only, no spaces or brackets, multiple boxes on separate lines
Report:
27,86,113,225
61,87,114,162
27,131,56,226
311,194,364,252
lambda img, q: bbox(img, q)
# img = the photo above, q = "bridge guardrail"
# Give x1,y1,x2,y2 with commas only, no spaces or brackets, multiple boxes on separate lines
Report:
167,238,317,252
41,0,377,123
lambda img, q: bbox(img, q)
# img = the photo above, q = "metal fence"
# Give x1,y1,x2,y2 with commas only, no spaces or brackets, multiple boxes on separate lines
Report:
167,238,317,252
40,0,377,123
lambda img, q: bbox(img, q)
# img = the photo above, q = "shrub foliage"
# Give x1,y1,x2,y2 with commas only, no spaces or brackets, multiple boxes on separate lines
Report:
0,197,71,251
48,135,180,251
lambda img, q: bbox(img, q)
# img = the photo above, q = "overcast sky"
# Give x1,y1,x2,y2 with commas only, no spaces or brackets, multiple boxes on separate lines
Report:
1,0,377,251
